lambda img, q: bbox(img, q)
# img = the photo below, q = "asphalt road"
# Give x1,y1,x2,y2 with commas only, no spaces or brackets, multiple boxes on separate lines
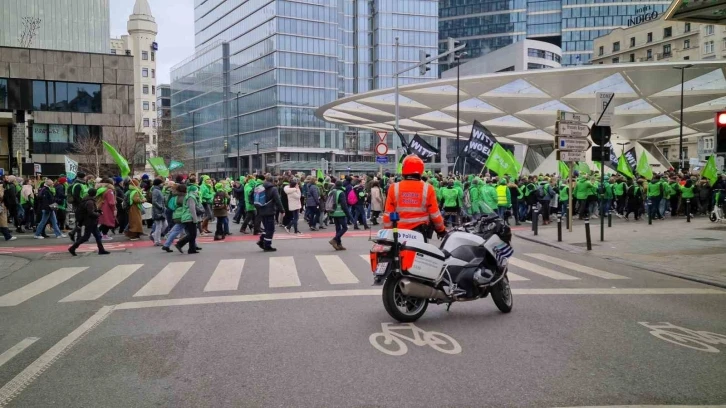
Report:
1,230,725,407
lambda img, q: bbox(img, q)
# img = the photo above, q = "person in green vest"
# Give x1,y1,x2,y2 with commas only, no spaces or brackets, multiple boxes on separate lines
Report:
175,183,202,254
668,177,681,217
600,178,614,217
468,177,483,220
680,178,696,218
574,175,593,219
240,175,259,234
482,179,499,216
558,178,572,219
199,175,215,234
646,175,664,220
453,179,464,207
441,181,461,226
613,176,626,217
328,180,354,251
495,178,512,222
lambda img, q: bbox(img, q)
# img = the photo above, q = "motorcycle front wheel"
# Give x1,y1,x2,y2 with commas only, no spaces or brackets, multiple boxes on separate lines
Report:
382,275,428,323
491,275,513,313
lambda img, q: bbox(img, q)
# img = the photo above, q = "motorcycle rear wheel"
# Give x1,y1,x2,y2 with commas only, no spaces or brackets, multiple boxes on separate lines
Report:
382,276,428,323
491,275,513,313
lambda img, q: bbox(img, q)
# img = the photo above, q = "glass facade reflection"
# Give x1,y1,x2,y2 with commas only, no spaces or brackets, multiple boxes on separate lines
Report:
439,0,670,72
173,0,438,175
0,0,110,53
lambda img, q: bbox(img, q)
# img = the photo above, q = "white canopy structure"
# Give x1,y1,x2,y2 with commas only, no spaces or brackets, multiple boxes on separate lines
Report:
316,61,726,148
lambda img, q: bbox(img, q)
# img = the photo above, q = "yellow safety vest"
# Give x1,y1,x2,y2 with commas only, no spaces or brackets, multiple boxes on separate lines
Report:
496,185,508,206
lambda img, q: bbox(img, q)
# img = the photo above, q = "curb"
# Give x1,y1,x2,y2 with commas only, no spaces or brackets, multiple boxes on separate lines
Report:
513,232,726,290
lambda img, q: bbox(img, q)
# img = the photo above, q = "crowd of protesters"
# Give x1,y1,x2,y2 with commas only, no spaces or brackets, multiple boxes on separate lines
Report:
1,167,724,252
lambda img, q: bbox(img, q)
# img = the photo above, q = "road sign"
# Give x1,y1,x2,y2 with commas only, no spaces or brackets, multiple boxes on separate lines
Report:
556,121,590,137
376,131,387,142
556,136,591,151
376,156,388,164
556,150,587,162
557,111,590,123
591,124,611,146
375,143,389,156
596,92,615,126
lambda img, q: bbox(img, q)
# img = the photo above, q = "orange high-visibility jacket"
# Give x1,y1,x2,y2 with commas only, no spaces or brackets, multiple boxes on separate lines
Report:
383,179,445,232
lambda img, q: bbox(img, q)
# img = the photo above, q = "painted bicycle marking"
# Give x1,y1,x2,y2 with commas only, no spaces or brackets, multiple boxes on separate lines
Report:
639,322,726,353
369,323,462,356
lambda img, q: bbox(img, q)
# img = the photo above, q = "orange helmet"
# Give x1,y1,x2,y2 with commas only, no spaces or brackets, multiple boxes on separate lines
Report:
401,155,424,176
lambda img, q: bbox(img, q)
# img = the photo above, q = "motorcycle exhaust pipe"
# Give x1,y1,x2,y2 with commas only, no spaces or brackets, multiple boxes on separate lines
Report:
399,278,448,301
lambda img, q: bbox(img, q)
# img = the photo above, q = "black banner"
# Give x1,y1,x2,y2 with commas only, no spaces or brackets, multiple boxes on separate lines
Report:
394,128,412,155
463,120,497,165
408,134,439,162
623,147,637,172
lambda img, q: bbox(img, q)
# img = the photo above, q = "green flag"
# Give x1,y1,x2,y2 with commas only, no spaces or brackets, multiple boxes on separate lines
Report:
576,162,590,175
147,157,169,177
635,153,653,180
702,155,718,186
617,154,634,179
316,169,324,181
168,160,184,171
505,149,521,174
484,143,517,177
558,161,570,179
102,141,130,178
397,154,406,174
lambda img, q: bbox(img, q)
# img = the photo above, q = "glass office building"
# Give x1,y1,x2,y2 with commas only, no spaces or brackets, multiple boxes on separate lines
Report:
439,0,671,72
0,0,110,54
171,0,438,175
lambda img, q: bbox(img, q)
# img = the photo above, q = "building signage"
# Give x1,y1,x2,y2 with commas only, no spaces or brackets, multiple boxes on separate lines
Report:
628,6,659,27
152,42,159,51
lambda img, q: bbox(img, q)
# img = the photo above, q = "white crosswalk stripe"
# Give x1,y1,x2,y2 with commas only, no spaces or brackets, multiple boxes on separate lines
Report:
269,256,301,288
0,267,88,307
506,272,529,281
508,258,580,280
316,255,360,285
0,337,39,368
524,254,629,280
204,260,245,292
60,265,143,302
134,261,194,297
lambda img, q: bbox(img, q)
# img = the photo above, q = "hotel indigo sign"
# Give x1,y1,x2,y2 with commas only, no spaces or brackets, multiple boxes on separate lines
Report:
627,6,659,27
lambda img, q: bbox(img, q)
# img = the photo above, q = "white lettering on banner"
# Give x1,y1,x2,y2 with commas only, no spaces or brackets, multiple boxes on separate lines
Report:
464,121,497,164
369,323,462,356
639,322,726,353
409,140,436,158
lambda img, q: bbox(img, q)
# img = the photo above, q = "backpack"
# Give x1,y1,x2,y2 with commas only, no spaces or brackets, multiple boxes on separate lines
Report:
464,189,472,208
67,183,79,204
213,191,226,210
347,189,358,205
253,184,269,207
167,195,178,211
535,184,546,200
325,190,339,213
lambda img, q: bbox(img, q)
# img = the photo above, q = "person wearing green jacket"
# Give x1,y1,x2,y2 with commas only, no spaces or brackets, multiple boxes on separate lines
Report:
468,178,484,220
240,175,260,234
600,179,614,217
175,184,202,254
613,177,626,216
453,179,464,207
574,176,593,219
482,179,499,215
199,175,215,234
441,181,461,226
668,177,681,217
647,175,664,220
680,178,696,217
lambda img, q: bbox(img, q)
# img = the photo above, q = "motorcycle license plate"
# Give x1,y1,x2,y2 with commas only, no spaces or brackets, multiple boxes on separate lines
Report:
375,262,389,275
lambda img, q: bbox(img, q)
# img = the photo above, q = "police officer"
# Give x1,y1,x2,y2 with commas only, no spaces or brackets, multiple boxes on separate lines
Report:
383,156,445,240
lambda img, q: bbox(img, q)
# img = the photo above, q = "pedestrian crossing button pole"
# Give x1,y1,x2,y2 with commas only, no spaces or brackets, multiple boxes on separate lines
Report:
584,217,592,251
648,200,652,225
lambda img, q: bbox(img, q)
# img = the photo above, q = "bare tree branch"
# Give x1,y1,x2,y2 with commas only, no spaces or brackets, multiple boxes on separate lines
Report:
18,17,41,48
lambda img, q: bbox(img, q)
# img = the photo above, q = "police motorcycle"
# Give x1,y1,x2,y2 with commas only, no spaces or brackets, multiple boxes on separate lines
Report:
370,205,514,322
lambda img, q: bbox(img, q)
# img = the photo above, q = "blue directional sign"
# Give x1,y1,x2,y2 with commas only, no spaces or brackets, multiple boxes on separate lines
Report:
376,156,388,164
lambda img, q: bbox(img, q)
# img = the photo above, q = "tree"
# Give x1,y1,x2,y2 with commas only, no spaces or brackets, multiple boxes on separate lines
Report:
156,116,187,168
72,127,145,178
18,17,41,48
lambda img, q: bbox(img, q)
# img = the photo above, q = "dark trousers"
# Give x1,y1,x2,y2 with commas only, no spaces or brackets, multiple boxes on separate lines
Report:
215,216,227,236
57,210,66,230
282,210,293,227
70,224,105,251
306,206,320,228
162,208,174,235
22,203,33,229
616,195,626,214
352,204,368,228
538,200,550,222
254,212,263,233
177,222,198,251
333,216,347,244
578,199,590,219
0,227,12,240
649,197,661,219
241,210,256,232
259,215,275,248
626,202,641,220
117,209,128,233
233,203,244,222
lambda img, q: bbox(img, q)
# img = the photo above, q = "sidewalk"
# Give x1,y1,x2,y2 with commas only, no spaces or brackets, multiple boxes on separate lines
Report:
514,216,726,288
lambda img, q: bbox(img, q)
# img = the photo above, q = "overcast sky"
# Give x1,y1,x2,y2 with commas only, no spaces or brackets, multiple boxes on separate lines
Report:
110,0,195,84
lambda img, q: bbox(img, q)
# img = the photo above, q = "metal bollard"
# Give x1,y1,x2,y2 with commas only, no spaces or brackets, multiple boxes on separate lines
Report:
584,217,592,251
686,199,691,223
648,200,652,225
608,209,612,228
533,208,539,236
557,213,562,242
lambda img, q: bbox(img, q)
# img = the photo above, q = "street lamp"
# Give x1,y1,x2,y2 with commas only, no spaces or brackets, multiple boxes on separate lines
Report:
236,91,241,178
454,51,467,175
191,111,197,177
673,64,693,172
254,142,260,174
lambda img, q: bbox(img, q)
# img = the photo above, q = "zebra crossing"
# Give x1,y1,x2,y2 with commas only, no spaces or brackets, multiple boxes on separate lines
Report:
0,253,630,307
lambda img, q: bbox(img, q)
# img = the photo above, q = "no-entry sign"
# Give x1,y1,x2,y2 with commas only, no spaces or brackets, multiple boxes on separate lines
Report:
375,143,389,156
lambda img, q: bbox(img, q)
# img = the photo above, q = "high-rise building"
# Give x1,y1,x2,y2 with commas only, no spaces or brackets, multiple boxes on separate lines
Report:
110,0,158,162
0,0,110,54
439,0,672,72
172,0,439,176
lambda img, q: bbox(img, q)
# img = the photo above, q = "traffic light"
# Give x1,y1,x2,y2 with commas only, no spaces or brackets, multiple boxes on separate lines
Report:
447,37,461,63
717,111,726,153
418,50,431,75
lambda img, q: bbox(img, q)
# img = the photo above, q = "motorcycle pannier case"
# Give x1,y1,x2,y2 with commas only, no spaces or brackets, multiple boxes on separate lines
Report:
400,240,446,281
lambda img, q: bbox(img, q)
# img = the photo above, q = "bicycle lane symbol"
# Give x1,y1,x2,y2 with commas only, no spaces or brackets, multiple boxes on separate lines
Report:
369,323,462,356
639,322,726,353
